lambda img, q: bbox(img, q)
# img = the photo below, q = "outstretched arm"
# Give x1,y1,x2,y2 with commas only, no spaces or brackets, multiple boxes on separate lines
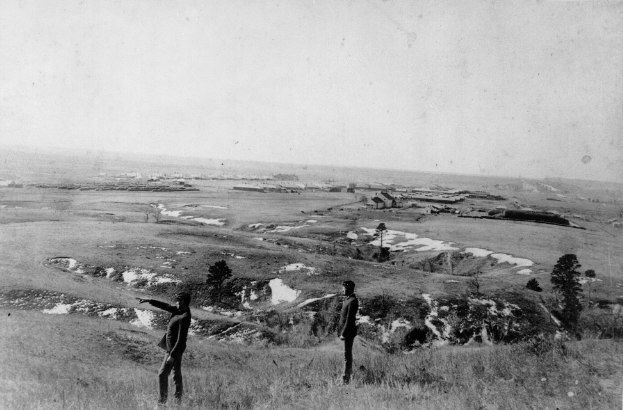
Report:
137,298,176,313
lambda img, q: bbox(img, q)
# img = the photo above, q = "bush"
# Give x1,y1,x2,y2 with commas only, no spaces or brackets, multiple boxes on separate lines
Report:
579,307,623,339
526,278,542,292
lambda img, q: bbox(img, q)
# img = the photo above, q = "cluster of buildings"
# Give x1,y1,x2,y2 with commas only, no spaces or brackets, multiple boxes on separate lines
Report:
366,189,468,209
233,182,355,193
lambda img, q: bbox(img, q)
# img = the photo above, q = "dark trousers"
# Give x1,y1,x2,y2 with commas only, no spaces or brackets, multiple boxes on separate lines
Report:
342,336,355,383
158,353,183,403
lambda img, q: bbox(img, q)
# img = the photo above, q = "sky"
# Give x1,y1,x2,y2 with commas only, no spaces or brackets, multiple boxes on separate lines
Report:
1,0,622,182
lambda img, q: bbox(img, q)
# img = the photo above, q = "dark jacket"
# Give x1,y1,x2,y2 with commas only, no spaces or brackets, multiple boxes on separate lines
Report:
148,299,191,358
339,294,359,338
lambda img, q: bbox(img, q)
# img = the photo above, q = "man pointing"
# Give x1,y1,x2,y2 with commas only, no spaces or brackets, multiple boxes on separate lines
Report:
138,292,192,404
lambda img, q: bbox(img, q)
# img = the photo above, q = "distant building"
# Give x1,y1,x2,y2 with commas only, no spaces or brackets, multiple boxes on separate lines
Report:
371,197,385,209
379,191,397,208
233,185,265,193
279,183,305,191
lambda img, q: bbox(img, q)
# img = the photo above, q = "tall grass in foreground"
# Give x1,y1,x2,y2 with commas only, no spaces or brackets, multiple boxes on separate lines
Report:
1,337,621,410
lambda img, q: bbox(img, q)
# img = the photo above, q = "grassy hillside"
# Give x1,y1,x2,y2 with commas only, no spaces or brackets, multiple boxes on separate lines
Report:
1,163,622,409
1,310,621,410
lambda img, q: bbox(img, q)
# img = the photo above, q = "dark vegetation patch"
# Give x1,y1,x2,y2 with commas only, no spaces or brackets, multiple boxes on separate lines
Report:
413,251,495,276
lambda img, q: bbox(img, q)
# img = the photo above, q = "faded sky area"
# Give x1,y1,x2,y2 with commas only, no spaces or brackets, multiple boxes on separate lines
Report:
1,0,622,181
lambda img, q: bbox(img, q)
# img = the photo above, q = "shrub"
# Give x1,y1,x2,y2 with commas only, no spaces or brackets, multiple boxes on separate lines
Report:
526,278,542,292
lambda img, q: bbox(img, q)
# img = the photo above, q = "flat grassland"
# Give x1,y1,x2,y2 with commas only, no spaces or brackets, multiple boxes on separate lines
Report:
1,168,622,409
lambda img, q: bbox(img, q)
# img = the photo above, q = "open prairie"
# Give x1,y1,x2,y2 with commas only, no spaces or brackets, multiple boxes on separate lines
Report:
1,149,622,409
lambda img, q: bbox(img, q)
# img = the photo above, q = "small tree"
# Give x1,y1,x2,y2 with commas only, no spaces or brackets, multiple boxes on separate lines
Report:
206,260,232,304
150,203,161,223
375,223,388,249
584,269,596,306
526,278,542,292
551,254,583,330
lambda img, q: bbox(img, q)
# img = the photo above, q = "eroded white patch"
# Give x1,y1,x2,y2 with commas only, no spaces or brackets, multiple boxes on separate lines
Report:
121,268,180,286
159,204,226,226
165,210,183,217
357,315,372,325
269,279,300,304
188,318,199,336
50,257,80,270
361,228,457,252
463,248,493,258
490,254,533,267
193,217,226,226
279,263,317,276
130,309,154,329
578,277,602,285
391,318,411,332
422,294,450,346
99,308,120,319
42,303,72,314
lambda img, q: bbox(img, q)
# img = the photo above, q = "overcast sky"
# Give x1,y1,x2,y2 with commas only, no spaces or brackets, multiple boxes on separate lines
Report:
1,0,622,181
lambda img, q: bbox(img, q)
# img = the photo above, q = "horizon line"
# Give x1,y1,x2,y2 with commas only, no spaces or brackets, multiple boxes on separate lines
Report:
1,143,620,185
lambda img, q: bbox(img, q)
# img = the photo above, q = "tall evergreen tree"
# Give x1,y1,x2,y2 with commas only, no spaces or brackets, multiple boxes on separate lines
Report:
550,254,583,329
207,260,232,304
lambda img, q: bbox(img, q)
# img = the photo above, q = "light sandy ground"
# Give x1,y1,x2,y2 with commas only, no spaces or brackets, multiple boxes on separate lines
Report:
269,279,301,304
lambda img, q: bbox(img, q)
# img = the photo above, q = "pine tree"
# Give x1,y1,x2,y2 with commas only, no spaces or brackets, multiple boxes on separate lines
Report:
375,223,387,248
550,254,583,329
375,223,389,261
526,278,542,292
206,260,232,304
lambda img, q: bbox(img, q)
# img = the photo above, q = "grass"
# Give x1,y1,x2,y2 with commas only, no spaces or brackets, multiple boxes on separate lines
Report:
1,309,621,410
1,180,622,409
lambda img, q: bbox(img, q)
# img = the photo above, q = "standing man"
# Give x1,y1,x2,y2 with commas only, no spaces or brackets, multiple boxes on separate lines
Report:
338,280,359,384
138,292,192,405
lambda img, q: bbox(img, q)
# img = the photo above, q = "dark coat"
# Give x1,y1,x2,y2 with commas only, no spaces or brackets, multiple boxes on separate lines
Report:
339,294,359,338
148,299,191,358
